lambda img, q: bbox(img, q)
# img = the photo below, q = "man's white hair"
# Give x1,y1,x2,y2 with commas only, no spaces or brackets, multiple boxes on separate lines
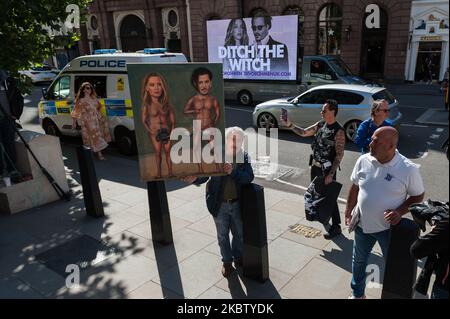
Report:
225,126,245,140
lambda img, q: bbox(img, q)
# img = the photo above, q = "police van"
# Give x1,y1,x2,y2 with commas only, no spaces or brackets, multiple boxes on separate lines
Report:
38,48,187,155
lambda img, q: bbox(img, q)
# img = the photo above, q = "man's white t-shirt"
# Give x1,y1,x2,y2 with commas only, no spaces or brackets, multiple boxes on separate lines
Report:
350,150,424,234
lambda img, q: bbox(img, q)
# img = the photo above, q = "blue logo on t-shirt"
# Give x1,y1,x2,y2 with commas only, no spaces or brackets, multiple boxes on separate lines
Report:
385,173,393,181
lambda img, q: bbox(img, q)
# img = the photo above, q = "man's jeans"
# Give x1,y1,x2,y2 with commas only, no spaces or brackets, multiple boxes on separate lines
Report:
431,283,449,299
351,226,391,298
213,201,243,263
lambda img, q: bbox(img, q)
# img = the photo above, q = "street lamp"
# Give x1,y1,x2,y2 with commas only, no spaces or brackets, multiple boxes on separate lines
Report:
345,25,352,41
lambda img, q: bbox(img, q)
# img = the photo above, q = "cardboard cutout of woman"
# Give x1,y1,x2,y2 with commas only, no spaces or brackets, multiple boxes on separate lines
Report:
141,73,176,178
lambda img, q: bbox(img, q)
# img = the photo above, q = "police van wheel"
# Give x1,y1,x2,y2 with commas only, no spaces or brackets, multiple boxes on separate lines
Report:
238,90,252,106
43,119,61,137
344,120,361,142
116,129,137,156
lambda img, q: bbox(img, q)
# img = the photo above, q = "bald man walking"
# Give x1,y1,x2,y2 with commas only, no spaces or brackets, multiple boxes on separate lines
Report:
345,127,425,299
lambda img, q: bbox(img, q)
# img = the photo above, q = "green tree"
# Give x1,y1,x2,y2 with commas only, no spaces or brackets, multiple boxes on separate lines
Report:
0,0,90,90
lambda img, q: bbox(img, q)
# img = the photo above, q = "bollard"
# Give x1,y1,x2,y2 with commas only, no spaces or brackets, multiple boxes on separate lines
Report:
381,218,420,299
240,183,269,282
76,146,104,218
147,181,173,245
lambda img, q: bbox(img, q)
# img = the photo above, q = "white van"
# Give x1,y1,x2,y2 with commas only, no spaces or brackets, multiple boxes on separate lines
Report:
38,48,187,155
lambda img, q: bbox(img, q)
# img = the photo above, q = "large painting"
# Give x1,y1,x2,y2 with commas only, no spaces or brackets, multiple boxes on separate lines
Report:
127,63,226,181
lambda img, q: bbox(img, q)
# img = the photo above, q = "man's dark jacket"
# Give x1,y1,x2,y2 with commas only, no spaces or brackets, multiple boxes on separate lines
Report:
410,220,449,291
194,152,254,217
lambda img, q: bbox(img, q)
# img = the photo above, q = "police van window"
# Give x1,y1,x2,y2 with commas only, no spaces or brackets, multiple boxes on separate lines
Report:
48,76,70,99
310,60,335,80
75,76,107,98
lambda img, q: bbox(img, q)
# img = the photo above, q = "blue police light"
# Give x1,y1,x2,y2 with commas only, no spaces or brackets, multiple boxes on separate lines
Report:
143,48,167,54
94,49,117,55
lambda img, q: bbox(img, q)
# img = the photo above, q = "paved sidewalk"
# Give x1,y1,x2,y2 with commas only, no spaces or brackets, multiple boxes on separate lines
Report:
0,146,428,299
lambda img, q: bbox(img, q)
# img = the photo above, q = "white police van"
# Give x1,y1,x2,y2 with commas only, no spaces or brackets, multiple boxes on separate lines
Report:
38,48,187,155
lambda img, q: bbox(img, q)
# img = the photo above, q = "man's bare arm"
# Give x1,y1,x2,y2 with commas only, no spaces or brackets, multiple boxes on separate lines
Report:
213,97,220,125
396,193,425,216
345,184,359,218
385,192,425,225
183,97,196,114
328,129,345,177
291,122,319,137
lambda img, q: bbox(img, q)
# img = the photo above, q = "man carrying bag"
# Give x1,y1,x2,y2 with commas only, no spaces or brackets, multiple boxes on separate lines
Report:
281,99,345,239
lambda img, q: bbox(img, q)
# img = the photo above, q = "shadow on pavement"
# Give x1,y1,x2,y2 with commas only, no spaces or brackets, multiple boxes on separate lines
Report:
225,268,282,299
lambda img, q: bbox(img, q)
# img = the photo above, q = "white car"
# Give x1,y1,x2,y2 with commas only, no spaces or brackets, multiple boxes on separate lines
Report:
252,84,402,141
20,65,59,84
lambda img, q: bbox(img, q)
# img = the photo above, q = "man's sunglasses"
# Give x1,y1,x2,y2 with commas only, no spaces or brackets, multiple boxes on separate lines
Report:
252,25,266,31
379,109,390,113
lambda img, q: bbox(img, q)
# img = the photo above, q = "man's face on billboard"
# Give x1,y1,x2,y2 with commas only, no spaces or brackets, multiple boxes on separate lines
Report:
252,17,269,42
197,74,212,95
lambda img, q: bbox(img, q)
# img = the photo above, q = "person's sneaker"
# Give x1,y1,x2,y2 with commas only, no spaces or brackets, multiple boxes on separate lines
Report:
221,263,234,277
324,224,342,240
348,294,367,299
234,258,243,267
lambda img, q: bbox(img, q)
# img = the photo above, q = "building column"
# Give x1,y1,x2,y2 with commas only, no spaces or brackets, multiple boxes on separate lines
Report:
407,41,420,82
440,40,449,81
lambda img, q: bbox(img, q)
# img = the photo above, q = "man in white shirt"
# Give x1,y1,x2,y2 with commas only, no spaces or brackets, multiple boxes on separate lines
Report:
345,127,425,299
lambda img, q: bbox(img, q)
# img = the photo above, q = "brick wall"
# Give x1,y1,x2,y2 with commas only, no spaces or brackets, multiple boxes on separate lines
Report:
83,0,412,80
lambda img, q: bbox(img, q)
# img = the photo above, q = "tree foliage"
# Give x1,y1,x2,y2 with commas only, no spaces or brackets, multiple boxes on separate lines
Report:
0,0,90,76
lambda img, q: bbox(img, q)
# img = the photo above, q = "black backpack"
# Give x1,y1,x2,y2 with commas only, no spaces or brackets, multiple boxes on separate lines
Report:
3,77,24,119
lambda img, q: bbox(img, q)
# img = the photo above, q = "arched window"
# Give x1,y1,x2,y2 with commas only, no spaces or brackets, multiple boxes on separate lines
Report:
120,15,146,52
317,4,342,55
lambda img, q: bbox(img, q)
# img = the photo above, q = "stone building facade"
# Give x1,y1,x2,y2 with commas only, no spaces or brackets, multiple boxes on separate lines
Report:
79,0,413,81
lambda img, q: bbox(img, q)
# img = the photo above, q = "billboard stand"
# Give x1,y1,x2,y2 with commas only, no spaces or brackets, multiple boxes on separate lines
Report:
241,184,269,282
147,181,173,245
77,146,104,218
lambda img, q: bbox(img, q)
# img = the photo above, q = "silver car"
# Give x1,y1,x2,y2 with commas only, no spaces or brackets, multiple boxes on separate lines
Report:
252,84,402,141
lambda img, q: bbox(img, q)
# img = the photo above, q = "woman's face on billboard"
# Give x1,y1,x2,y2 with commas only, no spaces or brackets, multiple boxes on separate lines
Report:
147,76,163,99
233,20,244,41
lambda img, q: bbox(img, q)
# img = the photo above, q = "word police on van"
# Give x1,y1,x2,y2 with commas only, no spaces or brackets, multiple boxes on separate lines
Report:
38,48,187,155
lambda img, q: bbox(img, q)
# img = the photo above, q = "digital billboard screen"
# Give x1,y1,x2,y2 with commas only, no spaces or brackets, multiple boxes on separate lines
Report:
207,15,298,81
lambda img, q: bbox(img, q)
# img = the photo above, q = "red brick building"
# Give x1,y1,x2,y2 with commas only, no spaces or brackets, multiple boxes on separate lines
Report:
79,0,412,81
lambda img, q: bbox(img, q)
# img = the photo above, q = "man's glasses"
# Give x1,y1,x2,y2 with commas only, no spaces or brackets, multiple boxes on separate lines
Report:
252,25,266,31
379,109,390,113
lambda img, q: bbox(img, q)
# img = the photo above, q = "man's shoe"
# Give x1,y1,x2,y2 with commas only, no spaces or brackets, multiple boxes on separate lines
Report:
348,294,367,299
221,263,234,277
324,225,342,240
234,258,243,267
